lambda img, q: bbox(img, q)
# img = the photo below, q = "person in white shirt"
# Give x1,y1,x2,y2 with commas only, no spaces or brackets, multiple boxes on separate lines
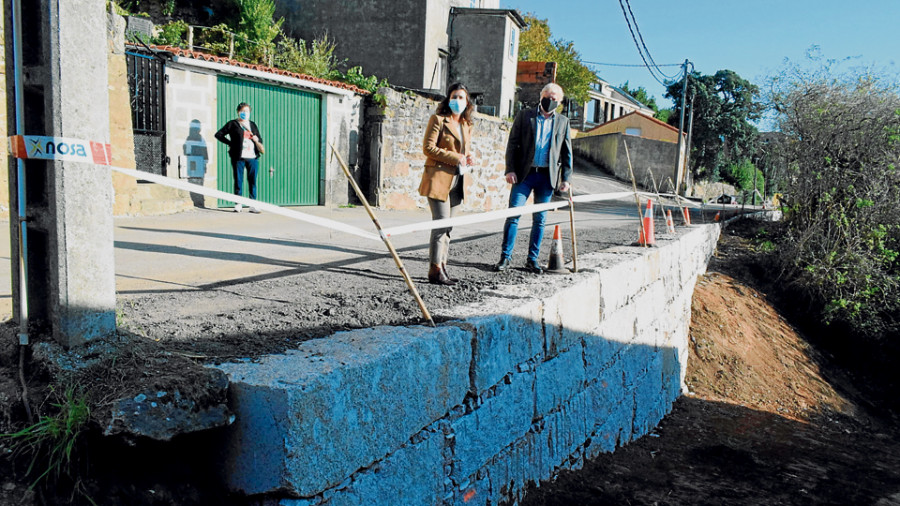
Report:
215,102,265,213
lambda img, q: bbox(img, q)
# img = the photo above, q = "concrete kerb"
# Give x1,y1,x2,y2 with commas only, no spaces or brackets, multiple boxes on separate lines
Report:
211,224,720,504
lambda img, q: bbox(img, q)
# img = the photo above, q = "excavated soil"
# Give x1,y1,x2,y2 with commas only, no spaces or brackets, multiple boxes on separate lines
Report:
522,221,900,506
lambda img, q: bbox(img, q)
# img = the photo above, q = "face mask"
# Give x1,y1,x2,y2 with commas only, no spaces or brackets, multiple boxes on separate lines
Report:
449,98,467,115
239,111,250,121
540,96,559,113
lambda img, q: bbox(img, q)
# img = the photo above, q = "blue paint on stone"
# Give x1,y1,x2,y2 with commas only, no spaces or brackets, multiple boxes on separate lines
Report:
213,226,719,504
451,370,535,480
458,310,544,394
583,333,628,379
534,344,585,418
217,326,471,496
318,428,445,506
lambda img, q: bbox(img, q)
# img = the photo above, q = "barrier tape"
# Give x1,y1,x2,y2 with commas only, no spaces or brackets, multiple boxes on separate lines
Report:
109,167,382,242
8,135,695,242
9,134,112,165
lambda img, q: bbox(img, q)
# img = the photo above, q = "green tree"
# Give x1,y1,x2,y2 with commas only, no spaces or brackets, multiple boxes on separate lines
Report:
517,14,595,104
654,108,672,123
665,70,763,181
619,81,658,111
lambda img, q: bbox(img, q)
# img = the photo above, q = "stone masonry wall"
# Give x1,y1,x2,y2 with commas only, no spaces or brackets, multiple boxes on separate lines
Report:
573,133,680,193
366,88,511,212
213,224,720,505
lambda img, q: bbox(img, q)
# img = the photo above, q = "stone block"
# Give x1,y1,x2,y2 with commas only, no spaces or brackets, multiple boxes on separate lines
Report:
541,391,589,467
451,370,535,480
216,325,470,496
439,296,544,394
534,344,585,418
479,432,543,506
593,305,637,345
317,428,445,506
542,275,601,357
584,358,626,424
583,331,628,379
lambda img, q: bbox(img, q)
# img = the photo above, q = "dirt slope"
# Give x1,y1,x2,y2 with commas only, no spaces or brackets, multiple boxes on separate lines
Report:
523,226,900,506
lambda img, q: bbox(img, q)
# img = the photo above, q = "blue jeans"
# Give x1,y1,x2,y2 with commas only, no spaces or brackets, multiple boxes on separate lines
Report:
232,158,259,200
500,171,554,262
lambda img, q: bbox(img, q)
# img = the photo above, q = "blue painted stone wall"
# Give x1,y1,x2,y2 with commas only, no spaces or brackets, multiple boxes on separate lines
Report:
213,225,720,505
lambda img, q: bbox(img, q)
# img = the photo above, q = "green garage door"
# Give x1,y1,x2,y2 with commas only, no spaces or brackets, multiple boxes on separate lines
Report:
216,76,323,206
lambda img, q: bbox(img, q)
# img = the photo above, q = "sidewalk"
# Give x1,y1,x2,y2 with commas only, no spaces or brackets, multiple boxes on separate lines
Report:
0,163,640,320
0,203,603,319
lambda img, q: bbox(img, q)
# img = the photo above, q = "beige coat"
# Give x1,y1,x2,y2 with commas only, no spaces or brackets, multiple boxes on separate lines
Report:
419,113,472,202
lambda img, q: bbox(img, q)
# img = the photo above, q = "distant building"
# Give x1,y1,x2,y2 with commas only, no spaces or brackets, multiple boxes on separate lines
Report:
275,0,523,117
448,7,525,118
515,61,557,109
572,79,655,131
580,110,679,143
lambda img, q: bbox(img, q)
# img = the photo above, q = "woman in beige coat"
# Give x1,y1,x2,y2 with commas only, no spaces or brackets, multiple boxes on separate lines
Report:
419,82,475,285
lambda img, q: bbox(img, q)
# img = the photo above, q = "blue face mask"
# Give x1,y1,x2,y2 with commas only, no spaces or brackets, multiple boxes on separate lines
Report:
239,111,250,121
448,98,467,115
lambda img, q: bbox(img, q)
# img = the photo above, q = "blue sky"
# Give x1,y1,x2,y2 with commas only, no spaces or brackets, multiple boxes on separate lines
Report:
500,0,900,108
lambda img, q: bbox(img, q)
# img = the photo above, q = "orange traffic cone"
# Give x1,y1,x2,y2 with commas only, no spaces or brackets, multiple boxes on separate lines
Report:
546,225,570,273
666,210,676,234
682,206,692,225
638,199,656,246
714,211,721,222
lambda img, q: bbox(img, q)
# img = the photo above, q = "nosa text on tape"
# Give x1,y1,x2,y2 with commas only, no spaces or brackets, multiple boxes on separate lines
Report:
8,135,112,165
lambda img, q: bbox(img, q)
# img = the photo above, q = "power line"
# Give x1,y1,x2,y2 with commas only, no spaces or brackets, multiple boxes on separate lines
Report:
616,0,685,85
616,0,665,85
581,60,682,68
622,0,681,81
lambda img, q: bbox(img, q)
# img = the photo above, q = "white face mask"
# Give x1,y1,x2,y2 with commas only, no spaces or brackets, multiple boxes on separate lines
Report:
449,98,467,114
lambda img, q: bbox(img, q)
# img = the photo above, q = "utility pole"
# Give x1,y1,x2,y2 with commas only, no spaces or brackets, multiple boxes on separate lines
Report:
7,0,117,347
674,59,693,195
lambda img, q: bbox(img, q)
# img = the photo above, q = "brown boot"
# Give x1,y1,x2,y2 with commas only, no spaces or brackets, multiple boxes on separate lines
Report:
441,263,459,283
428,263,455,285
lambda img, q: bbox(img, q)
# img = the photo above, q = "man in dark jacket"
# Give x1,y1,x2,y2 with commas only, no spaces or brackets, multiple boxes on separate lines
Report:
495,83,573,274
215,102,264,213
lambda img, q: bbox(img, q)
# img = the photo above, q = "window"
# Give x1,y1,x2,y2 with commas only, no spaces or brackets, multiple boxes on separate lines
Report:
508,28,517,59
625,127,642,136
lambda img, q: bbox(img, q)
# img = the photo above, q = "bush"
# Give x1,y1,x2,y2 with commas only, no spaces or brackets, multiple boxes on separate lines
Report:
233,0,282,63
152,20,188,47
767,56,900,337
275,34,342,79
723,159,764,193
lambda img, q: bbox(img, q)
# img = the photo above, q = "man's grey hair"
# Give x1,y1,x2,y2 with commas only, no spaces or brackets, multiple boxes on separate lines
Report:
541,82,564,97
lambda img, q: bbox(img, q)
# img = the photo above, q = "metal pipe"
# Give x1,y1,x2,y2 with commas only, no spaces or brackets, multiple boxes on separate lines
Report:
11,0,33,422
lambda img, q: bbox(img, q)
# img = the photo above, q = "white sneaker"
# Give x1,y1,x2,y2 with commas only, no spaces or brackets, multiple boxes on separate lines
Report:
249,207,261,214
234,203,243,213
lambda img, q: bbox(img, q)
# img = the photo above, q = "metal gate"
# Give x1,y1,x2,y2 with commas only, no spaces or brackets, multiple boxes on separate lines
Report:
216,76,323,207
126,51,166,175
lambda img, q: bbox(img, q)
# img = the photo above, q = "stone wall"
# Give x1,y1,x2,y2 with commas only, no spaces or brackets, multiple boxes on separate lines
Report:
213,224,720,505
363,88,511,211
574,132,680,192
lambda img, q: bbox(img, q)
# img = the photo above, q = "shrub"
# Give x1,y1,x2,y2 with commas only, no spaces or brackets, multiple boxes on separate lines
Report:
767,55,900,337
152,20,188,47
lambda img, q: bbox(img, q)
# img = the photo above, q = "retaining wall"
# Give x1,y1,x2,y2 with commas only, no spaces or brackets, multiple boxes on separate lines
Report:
213,224,720,505
573,133,679,192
